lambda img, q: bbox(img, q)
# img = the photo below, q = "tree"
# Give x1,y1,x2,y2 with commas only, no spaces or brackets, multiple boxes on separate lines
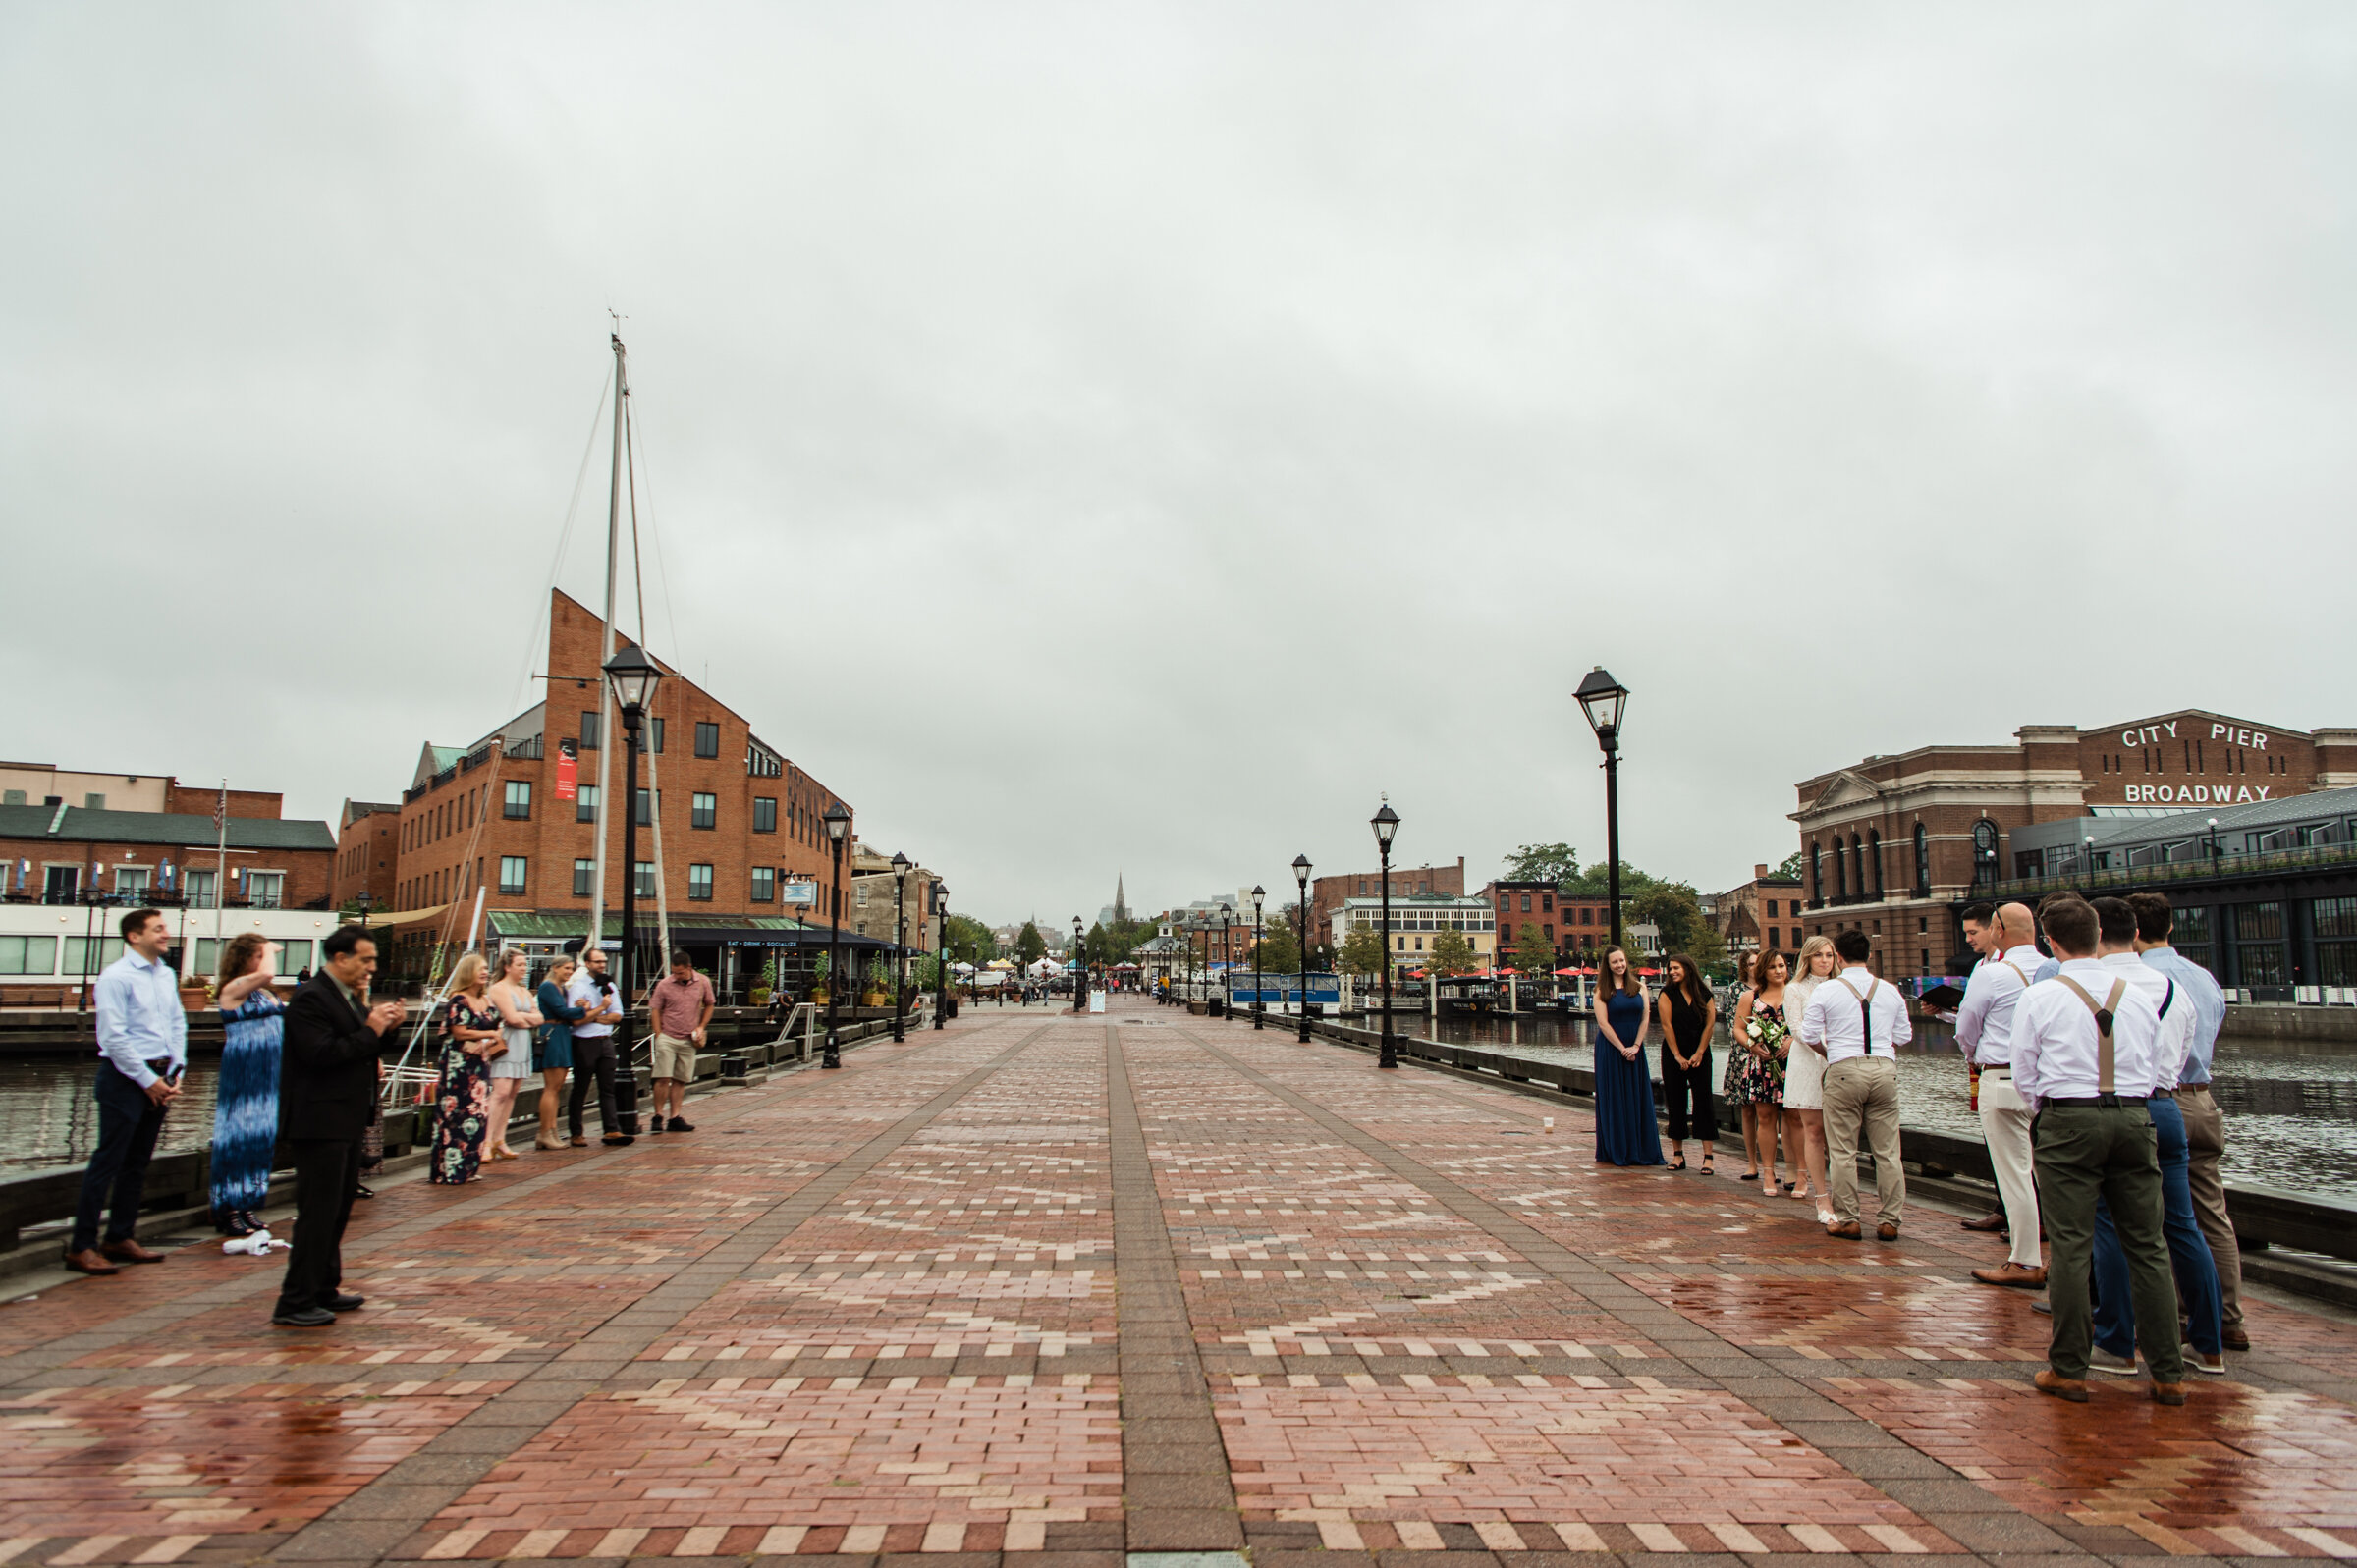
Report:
1775,848,1805,881
1512,922,1558,976
1560,859,1660,901
1341,926,1386,980
1015,921,1046,964
1252,918,1301,977
1632,882,1727,972
941,914,996,966
1429,928,1477,975
1503,842,1580,884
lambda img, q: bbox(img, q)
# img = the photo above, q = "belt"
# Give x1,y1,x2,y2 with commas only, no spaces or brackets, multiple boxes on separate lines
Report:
2044,1095,2148,1108
2148,1087,2177,1099
1979,1065,2011,1077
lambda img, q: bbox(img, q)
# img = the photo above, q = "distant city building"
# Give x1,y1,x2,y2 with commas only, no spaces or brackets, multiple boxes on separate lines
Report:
850,844,945,953
1712,862,1807,963
330,800,401,913
1330,892,1495,975
1308,857,1464,944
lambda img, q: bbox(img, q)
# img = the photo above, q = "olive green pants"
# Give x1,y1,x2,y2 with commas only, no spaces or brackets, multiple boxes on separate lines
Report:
2034,1103,2184,1383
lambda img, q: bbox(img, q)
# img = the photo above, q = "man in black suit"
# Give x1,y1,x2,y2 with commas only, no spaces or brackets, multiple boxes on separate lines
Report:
273,924,405,1328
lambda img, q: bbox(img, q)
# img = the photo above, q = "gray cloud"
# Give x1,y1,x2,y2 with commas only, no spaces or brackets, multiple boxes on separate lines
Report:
4,3,2351,923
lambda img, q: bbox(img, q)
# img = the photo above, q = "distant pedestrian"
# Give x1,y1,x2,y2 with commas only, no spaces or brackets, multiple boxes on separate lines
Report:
1592,946,1664,1167
483,949,541,1160
567,948,631,1147
2016,897,2185,1405
533,956,582,1150
1782,938,1837,1222
1727,952,1789,1192
1656,954,1717,1172
209,933,286,1237
428,953,500,1185
271,924,405,1327
1952,900,2048,1288
646,953,713,1134
65,908,185,1276
2132,892,2242,1350
1798,930,1910,1240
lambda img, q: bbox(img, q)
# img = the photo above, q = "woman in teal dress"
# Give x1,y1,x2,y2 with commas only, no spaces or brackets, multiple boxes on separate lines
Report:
210,933,285,1235
1591,945,1664,1166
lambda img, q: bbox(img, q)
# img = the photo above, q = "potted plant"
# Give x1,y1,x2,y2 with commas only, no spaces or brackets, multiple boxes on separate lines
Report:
860,955,891,1007
750,955,776,1007
808,953,831,1004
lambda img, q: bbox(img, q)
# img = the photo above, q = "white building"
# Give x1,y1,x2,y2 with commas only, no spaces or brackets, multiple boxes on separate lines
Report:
1330,893,1497,974
0,901,374,996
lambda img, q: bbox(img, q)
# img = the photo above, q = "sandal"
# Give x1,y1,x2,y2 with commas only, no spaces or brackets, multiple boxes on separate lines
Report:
1700,1154,1715,1175
1671,1152,1687,1171
1740,1171,1759,1182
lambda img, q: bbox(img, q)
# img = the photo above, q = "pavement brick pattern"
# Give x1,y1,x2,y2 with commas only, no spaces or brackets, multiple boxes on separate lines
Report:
0,1002,2353,1568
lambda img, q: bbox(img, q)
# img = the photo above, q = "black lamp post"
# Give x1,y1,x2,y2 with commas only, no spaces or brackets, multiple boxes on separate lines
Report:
1372,804,1398,1068
2208,817,2221,875
1293,854,1312,1043
356,890,373,948
1072,916,1088,1012
822,800,850,1067
890,851,911,1042
1218,903,1232,1014
603,644,663,1087
1251,884,1266,1029
933,880,949,1030
1575,667,1630,949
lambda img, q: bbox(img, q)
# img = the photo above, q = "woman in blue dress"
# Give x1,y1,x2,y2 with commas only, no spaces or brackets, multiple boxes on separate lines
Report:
210,933,286,1235
1591,945,1665,1166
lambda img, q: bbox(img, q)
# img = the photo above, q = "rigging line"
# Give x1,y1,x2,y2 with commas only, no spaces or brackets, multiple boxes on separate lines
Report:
625,390,685,684
626,393,674,973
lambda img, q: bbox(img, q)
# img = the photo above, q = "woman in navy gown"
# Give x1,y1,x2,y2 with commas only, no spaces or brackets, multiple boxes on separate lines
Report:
1591,945,1664,1166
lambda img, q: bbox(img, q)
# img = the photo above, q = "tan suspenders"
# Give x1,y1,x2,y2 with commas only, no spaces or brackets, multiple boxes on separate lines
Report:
2055,976,2128,1095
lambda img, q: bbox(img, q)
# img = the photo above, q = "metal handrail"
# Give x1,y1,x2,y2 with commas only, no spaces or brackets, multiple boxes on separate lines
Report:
1991,838,2357,899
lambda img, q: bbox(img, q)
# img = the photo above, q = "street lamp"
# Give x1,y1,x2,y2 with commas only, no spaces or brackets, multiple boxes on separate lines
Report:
1575,666,1630,948
933,881,950,1030
890,852,911,1042
1373,802,1399,1069
2208,817,2221,875
1250,885,1266,1029
1218,902,1232,1015
821,800,850,1067
1072,916,1088,1011
1293,854,1312,1043
603,644,663,1096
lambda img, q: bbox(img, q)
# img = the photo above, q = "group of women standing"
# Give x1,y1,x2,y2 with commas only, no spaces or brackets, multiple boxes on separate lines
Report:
426,949,587,1184
1586,936,1841,1222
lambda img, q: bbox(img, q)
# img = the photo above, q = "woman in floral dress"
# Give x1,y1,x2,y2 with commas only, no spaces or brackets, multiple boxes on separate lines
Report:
1728,953,1791,1193
429,953,502,1185
210,933,285,1235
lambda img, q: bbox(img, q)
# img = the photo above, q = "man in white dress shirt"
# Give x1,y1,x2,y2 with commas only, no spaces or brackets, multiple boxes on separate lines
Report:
1951,900,2047,1287
1798,930,1911,1241
2014,898,2186,1404
68,908,186,1275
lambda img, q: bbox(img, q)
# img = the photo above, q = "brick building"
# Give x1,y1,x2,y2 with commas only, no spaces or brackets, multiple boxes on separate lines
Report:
1791,709,2357,977
381,590,863,989
1712,863,1808,965
330,800,401,911
1308,856,1464,948
2,802,334,911
1470,880,1618,965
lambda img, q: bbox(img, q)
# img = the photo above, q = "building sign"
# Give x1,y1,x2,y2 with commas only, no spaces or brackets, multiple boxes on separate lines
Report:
782,880,818,906
2120,784,2274,806
2116,719,2269,750
554,738,578,801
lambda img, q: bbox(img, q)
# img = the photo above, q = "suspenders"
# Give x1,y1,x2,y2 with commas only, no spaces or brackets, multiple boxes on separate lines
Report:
2055,976,2129,1100
1838,975,1884,1055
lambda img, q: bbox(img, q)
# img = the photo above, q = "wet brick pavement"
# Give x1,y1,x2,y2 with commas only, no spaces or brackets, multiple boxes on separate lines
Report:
1,1001,2353,1568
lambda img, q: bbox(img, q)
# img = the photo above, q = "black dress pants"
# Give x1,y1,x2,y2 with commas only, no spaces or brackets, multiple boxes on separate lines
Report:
73,1061,169,1253
1662,1048,1718,1144
570,1037,618,1137
275,1136,359,1315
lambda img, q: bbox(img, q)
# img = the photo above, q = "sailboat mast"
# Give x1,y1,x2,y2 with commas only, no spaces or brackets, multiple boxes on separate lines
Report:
584,331,628,958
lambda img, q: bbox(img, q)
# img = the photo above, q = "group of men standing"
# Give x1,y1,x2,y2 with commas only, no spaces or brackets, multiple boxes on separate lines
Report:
1951,891,2240,1403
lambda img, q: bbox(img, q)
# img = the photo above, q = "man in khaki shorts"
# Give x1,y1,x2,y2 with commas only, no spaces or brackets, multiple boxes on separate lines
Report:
646,953,714,1135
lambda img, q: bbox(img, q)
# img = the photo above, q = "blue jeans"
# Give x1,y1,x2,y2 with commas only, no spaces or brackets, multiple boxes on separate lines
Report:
2093,1096,2222,1358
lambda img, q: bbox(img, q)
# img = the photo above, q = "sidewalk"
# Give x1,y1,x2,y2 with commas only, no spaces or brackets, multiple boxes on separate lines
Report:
0,1000,2353,1568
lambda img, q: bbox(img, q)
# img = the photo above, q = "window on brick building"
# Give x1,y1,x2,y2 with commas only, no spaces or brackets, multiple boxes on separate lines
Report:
1499,924,1511,944
694,722,720,758
1521,894,1532,912
1766,899,1778,918
633,861,655,898
579,711,600,749
753,797,777,834
635,788,657,826
573,858,594,896
750,867,775,902
688,863,714,901
691,792,717,830
576,784,599,823
504,781,530,820
1542,894,1553,912
648,718,664,754
499,857,527,896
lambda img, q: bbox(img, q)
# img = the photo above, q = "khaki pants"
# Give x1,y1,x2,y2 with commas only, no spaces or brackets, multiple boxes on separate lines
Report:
2035,1102,2184,1383
1978,1070,2042,1268
2176,1086,2243,1330
1822,1055,1905,1229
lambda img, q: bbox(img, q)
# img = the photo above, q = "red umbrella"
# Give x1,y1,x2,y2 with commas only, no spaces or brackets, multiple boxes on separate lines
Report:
1552,966,1583,977
1638,966,1662,976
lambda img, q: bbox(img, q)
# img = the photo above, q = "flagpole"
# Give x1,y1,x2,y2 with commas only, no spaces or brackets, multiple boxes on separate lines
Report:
213,779,229,949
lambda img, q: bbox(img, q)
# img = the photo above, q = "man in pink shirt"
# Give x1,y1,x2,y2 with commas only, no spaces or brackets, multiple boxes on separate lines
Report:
645,953,714,1134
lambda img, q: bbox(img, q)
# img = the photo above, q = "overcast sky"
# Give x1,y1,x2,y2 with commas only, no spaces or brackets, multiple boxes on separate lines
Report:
5,5,2353,927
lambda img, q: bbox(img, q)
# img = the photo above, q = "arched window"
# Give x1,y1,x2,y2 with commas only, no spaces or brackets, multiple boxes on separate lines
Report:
1810,841,1822,906
1851,834,1866,899
1834,838,1848,901
1868,831,1884,897
1913,823,1931,895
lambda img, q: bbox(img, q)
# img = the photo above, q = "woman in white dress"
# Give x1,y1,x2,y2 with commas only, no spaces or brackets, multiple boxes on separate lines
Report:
484,948,543,1162
1782,936,1838,1223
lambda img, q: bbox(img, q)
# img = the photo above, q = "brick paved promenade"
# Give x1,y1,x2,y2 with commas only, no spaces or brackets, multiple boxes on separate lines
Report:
5,1000,2357,1568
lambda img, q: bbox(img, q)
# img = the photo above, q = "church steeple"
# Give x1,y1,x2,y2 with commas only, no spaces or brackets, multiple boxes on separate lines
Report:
1114,873,1128,924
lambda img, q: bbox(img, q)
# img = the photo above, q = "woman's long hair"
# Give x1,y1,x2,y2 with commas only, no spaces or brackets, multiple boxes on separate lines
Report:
1793,934,1838,983
1666,952,1708,1007
447,952,487,996
1603,945,1643,996
217,931,270,989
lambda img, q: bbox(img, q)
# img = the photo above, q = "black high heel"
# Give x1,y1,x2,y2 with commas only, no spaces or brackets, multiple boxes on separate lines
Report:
354,1184,376,1201
1670,1152,1687,1170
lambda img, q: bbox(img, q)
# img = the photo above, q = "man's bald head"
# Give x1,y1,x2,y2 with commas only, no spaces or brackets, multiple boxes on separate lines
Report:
1996,903,2039,946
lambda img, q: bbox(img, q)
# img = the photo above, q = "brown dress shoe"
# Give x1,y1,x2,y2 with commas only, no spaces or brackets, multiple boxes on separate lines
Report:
62,1248,120,1276
1960,1211,2007,1232
2034,1369,2088,1402
1825,1219,1862,1239
569,1136,588,1148
2151,1381,2189,1406
1877,1221,1900,1241
99,1239,166,1265
2221,1326,2251,1352
1973,1262,2047,1289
